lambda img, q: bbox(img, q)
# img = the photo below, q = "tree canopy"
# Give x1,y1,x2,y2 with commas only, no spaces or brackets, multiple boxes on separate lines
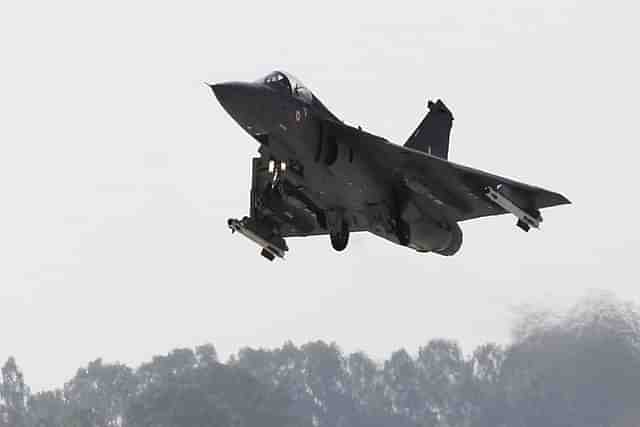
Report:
4,292,640,427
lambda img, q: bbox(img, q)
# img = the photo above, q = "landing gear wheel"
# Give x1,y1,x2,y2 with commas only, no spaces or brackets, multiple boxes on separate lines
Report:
330,221,349,251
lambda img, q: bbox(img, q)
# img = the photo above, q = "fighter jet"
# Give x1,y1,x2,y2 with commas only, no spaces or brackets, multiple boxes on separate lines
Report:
209,71,569,261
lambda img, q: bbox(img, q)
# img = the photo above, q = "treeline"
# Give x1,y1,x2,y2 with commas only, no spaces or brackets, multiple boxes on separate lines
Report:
2,292,640,427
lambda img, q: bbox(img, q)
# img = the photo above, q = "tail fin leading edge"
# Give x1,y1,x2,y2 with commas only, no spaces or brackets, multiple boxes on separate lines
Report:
404,99,453,159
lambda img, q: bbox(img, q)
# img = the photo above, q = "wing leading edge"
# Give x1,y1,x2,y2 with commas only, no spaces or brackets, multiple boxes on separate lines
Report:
320,119,570,224
397,145,571,223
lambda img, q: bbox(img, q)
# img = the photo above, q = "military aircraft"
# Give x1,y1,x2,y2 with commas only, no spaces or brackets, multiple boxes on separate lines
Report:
209,71,569,261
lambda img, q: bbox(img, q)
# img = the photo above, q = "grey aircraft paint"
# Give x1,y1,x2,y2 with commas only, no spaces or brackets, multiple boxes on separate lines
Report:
210,71,570,261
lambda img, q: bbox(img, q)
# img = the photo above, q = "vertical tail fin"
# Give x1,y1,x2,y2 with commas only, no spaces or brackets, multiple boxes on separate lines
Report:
404,99,453,159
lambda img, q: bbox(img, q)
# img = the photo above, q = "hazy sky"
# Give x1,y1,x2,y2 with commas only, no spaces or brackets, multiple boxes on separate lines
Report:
1,1,638,392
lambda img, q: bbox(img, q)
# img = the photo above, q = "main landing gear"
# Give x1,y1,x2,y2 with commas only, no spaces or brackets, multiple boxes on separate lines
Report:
327,210,349,252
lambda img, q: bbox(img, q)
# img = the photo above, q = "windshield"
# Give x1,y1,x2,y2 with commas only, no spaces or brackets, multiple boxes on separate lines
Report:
263,71,291,94
263,71,312,103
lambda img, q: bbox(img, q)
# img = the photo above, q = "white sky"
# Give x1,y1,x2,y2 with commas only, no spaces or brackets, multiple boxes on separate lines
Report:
1,1,638,392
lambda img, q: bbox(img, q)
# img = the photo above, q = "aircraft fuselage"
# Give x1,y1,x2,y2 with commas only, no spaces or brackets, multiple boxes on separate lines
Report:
212,79,403,237
210,71,569,260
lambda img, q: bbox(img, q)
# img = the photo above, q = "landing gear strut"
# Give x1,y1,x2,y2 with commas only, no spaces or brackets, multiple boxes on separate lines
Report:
396,220,411,246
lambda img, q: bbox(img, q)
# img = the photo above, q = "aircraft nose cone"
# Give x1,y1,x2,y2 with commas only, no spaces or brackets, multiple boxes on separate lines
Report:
208,81,256,114
208,81,268,133
209,82,233,104
209,81,256,105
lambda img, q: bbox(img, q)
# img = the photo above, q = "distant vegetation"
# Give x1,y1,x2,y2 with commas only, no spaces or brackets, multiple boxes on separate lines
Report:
2,291,640,427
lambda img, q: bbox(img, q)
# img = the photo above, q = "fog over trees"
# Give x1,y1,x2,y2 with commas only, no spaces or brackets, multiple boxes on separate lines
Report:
3,292,640,427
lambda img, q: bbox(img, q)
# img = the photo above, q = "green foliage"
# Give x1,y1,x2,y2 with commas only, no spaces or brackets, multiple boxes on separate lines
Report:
29,390,66,427
1,357,29,427
6,292,640,427
501,292,640,427
127,346,297,427
63,358,136,427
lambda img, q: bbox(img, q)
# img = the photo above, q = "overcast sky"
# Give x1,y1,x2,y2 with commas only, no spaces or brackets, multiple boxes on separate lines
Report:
1,1,638,392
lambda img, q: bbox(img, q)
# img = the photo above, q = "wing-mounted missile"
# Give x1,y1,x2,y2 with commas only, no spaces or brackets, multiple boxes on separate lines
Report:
484,186,542,232
228,217,288,261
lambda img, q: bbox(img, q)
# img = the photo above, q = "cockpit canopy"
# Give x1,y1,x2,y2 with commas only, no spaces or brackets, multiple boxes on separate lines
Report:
262,71,313,103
